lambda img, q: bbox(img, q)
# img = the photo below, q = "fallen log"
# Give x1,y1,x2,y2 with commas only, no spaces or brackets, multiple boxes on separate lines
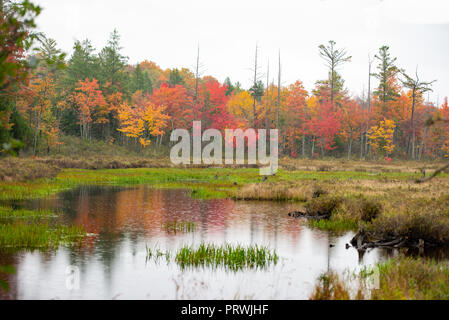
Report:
287,211,330,220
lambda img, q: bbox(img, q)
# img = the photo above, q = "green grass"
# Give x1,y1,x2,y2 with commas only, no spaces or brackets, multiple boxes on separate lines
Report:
0,222,86,250
307,218,359,232
0,166,434,201
174,243,279,271
0,206,85,251
0,206,57,219
145,243,279,271
162,220,196,233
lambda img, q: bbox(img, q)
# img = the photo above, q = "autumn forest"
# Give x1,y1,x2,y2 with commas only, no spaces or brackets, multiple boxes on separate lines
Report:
2,9,447,161
3,0,449,303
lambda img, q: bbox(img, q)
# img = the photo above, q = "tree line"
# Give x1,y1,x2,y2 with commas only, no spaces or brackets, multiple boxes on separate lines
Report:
1,0,448,160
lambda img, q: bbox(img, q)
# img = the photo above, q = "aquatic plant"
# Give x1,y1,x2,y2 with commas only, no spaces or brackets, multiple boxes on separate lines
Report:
0,206,57,219
174,243,278,271
145,242,278,271
0,222,86,250
307,218,358,232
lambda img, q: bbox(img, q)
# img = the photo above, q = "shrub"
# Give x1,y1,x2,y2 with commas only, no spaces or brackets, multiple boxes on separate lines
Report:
359,199,382,222
305,196,341,217
317,165,332,172
312,185,328,198
364,209,449,244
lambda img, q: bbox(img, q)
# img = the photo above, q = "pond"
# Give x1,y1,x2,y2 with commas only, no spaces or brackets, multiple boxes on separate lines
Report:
0,185,398,299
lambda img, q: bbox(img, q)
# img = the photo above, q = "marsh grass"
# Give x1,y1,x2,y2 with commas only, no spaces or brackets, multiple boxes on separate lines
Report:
2,163,449,241
145,243,279,271
162,220,196,233
0,206,57,219
0,165,435,201
362,205,449,245
0,222,86,250
175,243,279,271
310,256,449,300
307,218,358,232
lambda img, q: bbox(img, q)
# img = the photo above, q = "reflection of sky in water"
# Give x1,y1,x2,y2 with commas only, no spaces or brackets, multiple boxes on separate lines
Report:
1,186,396,299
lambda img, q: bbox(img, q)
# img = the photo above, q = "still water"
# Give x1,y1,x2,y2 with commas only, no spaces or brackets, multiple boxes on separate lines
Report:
0,186,395,299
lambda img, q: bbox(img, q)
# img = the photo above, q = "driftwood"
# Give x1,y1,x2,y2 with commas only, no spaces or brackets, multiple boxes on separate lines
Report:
415,163,449,183
350,228,434,250
350,232,408,250
287,211,330,220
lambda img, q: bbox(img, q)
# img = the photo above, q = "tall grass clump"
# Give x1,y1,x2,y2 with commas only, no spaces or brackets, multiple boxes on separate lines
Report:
310,256,449,300
309,272,352,300
308,218,358,232
304,196,342,218
0,222,86,250
175,243,278,271
0,206,57,219
371,256,449,300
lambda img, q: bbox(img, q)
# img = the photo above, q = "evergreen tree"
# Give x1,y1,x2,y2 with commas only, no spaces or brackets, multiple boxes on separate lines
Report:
65,39,99,88
99,29,128,94
168,68,184,87
372,46,400,110
249,80,264,102
224,77,235,96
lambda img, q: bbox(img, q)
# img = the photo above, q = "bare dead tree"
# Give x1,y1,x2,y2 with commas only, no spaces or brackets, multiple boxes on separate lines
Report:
415,117,448,183
248,43,263,128
277,50,281,131
193,44,205,120
364,55,374,158
194,44,200,110
400,67,436,159
318,40,351,110
265,59,269,130
252,44,258,127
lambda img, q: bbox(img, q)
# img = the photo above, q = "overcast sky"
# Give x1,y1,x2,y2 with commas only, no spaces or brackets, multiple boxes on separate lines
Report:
34,0,449,104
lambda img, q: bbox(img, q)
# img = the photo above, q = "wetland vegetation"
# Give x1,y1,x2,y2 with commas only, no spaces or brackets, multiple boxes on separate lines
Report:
1,157,449,299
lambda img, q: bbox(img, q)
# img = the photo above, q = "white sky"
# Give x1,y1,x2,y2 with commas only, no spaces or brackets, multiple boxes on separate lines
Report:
34,0,449,104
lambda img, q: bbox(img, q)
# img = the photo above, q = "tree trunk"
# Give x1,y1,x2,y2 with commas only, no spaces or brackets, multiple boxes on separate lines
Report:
410,87,416,159
347,137,352,160
311,137,315,157
33,109,39,156
302,129,306,158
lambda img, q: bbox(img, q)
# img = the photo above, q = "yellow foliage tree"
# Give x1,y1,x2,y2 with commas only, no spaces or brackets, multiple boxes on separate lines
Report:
226,90,256,126
367,118,396,157
117,101,171,148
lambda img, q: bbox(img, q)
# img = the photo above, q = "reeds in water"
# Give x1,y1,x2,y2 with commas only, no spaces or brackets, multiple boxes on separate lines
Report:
0,222,86,249
0,206,57,219
175,243,278,271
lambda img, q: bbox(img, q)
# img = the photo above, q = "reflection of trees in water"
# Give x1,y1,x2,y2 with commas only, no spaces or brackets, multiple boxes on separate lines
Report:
0,253,18,300
58,187,306,247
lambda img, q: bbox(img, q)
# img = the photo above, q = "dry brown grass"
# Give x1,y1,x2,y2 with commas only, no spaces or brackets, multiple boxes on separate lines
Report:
279,157,447,174
310,256,449,300
235,182,311,201
0,157,60,182
309,272,353,300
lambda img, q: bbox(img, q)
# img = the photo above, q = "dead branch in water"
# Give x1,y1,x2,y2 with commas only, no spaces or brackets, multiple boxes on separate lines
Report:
415,163,449,183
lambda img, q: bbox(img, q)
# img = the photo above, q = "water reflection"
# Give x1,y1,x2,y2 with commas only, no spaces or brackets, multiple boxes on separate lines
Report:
0,186,435,299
